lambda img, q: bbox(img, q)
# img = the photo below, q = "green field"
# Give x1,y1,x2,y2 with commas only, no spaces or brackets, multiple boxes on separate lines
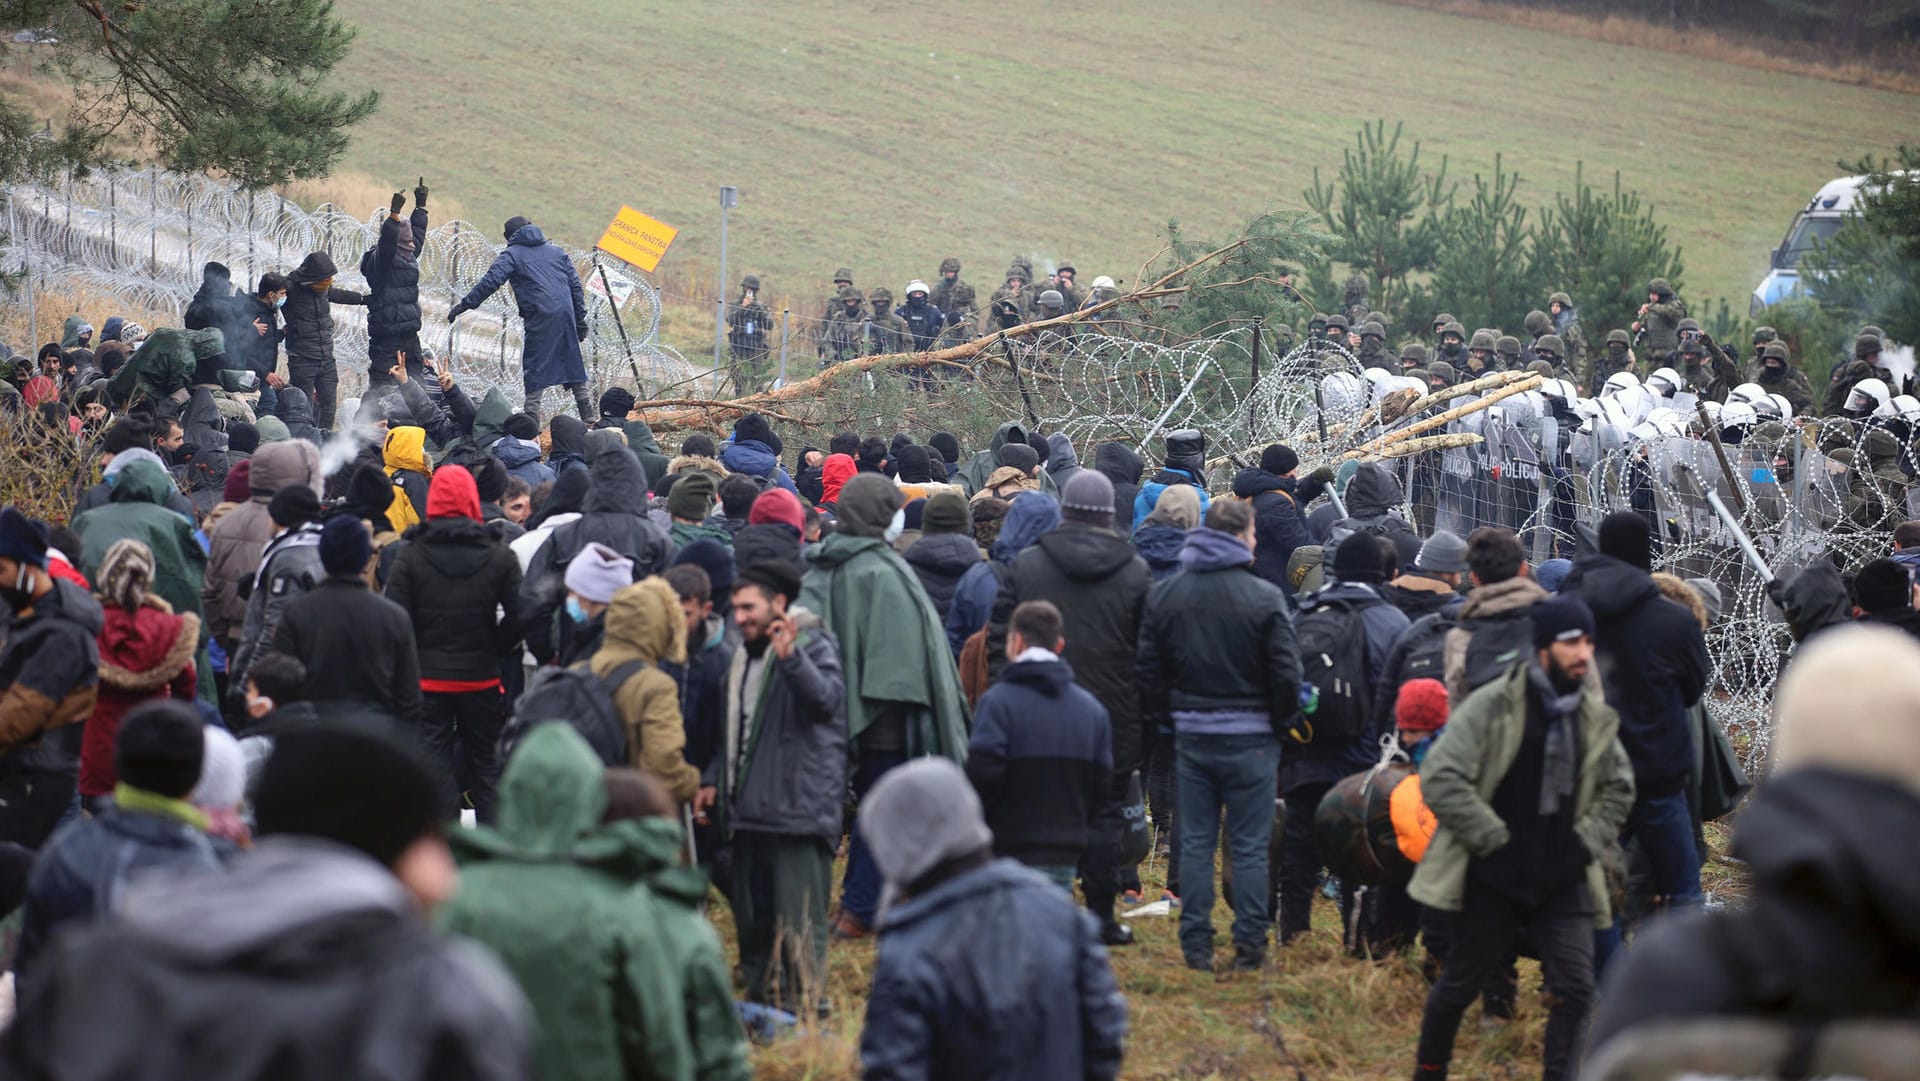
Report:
328,0,1917,325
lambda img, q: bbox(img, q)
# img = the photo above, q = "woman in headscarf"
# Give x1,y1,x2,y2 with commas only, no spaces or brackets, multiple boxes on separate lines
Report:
81,539,200,810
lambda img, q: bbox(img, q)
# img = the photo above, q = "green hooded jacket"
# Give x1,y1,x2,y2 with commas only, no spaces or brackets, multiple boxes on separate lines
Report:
798,532,969,758
60,316,89,349
439,724,747,1081
1407,661,1636,929
73,460,207,625
104,328,196,408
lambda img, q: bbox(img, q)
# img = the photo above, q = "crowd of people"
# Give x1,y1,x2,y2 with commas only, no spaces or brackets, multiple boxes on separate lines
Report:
0,256,1916,1081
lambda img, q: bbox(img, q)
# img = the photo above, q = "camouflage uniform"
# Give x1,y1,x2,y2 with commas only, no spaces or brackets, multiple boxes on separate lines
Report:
1342,273,1372,328
1850,428,1911,527
1825,334,1909,416
1636,278,1686,361
821,266,855,325
822,285,866,365
863,287,911,356
1752,341,1815,418
1531,334,1575,381
937,281,979,349
930,257,966,314
1356,321,1392,371
983,264,1032,335
1465,329,1502,375
1589,330,1635,398
1549,292,1588,382
725,274,774,393
1053,261,1086,310
1677,332,1740,404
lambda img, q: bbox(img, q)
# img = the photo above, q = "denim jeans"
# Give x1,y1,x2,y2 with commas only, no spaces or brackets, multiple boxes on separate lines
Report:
1175,732,1280,957
1032,864,1077,894
1624,790,1703,907
839,750,909,924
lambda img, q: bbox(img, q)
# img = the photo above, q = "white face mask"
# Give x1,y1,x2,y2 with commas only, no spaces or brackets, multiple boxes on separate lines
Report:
883,508,907,544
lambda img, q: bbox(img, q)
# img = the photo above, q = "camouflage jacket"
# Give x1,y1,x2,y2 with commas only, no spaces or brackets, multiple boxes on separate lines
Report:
1641,298,1686,353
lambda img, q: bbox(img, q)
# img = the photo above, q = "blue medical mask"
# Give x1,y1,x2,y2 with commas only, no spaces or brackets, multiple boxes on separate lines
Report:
273,295,286,309
565,596,590,623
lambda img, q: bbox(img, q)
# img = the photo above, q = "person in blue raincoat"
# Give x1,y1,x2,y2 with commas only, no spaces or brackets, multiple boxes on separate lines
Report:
449,216,593,425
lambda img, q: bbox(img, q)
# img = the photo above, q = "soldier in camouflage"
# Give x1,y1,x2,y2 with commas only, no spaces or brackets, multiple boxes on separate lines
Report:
984,264,1032,335
1548,291,1587,378
1429,312,1458,345
1343,273,1372,328
1466,330,1502,375
1053,261,1086,310
1590,329,1634,398
864,287,911,356
1356,320,1392,371
1424,359,1456,391
1399,341,1431,376
1825,332,1911,416
937,281,979,348
1632,277,1686,363
1755,340,1815,418
1677,327,1741,404
931,257,966,315
1434,321,1468,371
822,266,856,325
726,274,774,393
1324,313,1352,351
1495,334,1523,372
822,285,866,365
1531,334,1575,381
1851,428,1912,527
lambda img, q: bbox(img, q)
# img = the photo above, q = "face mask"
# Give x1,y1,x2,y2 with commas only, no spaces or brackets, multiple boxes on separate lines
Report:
274,295,286,309
883,508,907,544
1760,365,1783,382
1,563,34,612
565,596,590,623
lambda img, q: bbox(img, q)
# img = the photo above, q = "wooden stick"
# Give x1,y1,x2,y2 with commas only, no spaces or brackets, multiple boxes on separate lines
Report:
1346,375,1543,457
1353,432,1483,461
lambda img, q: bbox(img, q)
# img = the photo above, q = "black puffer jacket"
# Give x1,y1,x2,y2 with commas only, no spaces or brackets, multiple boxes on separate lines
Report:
283,251,366,373
271,574,422,723
383,518,523,682
1589,769,1920,1053
1093,442,1144,533
987,523,1151,774
518,446,670,664
1561,552,1710,798
1137,528,1301,738
362,207,429,348
1231,467,1315,591
733,522,803,571
903,532,981,623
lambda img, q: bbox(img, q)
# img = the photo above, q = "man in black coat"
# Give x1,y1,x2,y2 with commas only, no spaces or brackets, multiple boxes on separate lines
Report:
272,516,422,724
362,183,430,389
1230,444,1333,593
986,471,1150,947
1136,499,1301,972
284,251,367,429
519,444,669,665
383,465,523,823
902,492,979,623
1561,511,1709,912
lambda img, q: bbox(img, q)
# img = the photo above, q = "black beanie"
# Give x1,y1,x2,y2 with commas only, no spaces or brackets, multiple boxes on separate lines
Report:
1027,431,1052,469
1332,533,1391,584
997,442,1040,475
268,484,323,529
1260,444,1299,477
503,215,531,241
733,412,780,454
896,444,933,484
116,700,205,799
599,387,636,419
470,457,509,504
1853,557,1911,615
929,432,961,467
319,515,374,575
503,413,540,441
227,421,260,455
1598,510,1653,571
857,436,890,474
253,724,446,867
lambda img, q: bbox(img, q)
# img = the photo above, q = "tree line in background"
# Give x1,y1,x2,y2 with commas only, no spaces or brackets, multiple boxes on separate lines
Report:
1468,0,1920,52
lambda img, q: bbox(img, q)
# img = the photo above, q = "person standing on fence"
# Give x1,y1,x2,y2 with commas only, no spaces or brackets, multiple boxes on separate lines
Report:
283,251,366,430
450,215,592,426
361,183,431,392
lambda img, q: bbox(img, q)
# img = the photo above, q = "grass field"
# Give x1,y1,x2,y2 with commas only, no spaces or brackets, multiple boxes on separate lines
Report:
325,0,1917,330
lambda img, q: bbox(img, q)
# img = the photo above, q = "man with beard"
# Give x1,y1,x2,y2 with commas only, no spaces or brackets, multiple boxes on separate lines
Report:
1410,596,1635,1081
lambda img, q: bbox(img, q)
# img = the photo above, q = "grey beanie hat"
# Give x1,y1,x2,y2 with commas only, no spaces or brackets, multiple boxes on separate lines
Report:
1059,470,1115,526
563,542,634,605
1685,577,1724,624
857,758,994,915
1413,530,1470,575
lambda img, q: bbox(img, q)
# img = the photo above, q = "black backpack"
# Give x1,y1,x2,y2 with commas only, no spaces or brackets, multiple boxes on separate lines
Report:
1394,610,1457,689
1458,613,1534,695
498,659,645,767
1294,595,1374,748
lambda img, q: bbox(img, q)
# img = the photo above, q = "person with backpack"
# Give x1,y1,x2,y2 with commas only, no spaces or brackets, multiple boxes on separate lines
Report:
383,465,524,823
1281,533,1409,947
1443,527,1547,704
1136,500,1301,973
719,559,847,1015
1410,597,1634,1081
1231,444,1333,592
519,443,670,666
945,491,1059,662
580,578,700,805
1369,532,1473,752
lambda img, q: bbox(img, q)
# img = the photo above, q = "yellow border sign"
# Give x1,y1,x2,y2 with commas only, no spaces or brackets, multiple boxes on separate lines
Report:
596,206,678,273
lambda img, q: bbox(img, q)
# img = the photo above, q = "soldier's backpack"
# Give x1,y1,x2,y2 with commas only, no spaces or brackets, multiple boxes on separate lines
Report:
498,660,643,767
1293,595,1374,747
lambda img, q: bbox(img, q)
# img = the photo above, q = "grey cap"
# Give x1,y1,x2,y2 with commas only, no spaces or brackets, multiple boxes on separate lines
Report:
1414,530,1470,575
857,758,994,915
1686,577,1724,624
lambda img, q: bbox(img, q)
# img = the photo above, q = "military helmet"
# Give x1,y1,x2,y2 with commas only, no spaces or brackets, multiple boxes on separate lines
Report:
1360,321,1386,341
1401,342,1430,364
1431,312,1457,330
1762,340,1791,362
950,282,978,306
1004,264,1027,283
1606,329,1630,346
869,286,894,305
1864,428,1902,462
1426,360,1456,384
1649,277,1674,298
1535,333,1566,358
1440,321,1465,340
1526,359,1554,378
1055,260,1075,275
905,279,931,298
1091,275,1117,291
836,285,861,302
1326,313,1350,333
1308,312,1329,331
1752,325,1778,344
741,274,761,291
1524,310,1552,337
1468,329,1497,351
1858,333,1884,357
833,267,854,285
1549,291,1573,310
1038,289,1065,308
1677,317,1701,334
939,256,961,275
1496,335,1522,358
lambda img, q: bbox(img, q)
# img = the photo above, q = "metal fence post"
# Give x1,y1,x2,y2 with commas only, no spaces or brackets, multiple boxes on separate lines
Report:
776,308,790,389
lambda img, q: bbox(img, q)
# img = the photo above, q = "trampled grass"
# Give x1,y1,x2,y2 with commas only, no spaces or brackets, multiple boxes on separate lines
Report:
325,0,1918,329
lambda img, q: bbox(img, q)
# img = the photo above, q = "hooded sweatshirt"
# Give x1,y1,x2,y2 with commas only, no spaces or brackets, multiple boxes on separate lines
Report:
945,492,1060,655
589,578,699,800
1045,433,1085,490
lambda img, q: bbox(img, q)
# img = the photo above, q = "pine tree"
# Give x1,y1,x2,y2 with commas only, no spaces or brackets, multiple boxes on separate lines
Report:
1302,120,1452,330
1529,164,1685,341
0,0,378,186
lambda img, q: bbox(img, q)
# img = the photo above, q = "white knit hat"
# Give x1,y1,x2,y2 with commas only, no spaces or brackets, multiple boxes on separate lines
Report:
1772,624,1920,801
563,542,634,605
191,726,248,811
